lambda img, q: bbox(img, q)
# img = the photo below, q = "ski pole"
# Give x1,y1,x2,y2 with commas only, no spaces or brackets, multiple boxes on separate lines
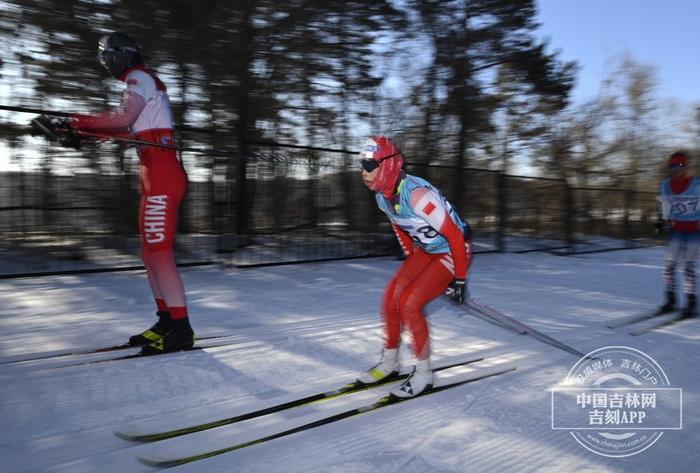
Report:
0,104,72,117
71,130,236,157
41,129,315,166
0,104,212,135
4,103,353,164
459,297,590,359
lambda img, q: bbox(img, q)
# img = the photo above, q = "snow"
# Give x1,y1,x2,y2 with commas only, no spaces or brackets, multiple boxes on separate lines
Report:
0,247,698,473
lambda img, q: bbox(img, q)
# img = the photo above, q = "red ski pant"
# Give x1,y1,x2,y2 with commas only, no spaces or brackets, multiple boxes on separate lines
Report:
137,130,189,319
382,248,455,359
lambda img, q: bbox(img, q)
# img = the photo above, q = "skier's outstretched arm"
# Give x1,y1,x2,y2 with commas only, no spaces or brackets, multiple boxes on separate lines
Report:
70,92,146,133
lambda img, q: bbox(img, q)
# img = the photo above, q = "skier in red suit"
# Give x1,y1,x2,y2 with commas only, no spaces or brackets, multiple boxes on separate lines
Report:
68,32,193,354
356,136,472,398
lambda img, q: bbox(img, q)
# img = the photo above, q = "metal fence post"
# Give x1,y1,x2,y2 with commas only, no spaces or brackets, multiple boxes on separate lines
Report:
565,184,575,253
498,171,507,252
624,190,633,248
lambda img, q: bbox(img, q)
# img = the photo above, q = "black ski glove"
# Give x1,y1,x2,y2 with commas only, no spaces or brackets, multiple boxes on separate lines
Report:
31,115,81,149
58,129,82,149
654,221,665,235
446,278,468,304
31,114,67,135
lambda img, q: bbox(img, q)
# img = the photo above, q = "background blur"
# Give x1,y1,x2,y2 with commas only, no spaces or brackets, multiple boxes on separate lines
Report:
0,0,692,276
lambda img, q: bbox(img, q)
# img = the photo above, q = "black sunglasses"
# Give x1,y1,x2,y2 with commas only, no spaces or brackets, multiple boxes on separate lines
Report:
361,159,380,172
360,153,398,172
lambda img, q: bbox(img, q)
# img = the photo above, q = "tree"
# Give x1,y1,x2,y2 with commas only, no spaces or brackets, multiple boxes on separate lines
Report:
407,0,575,206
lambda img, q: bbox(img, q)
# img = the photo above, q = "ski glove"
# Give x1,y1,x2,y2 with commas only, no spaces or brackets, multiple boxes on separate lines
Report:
654,221,665,235
446,278,468,304
31,115,68,135
31,115,81,149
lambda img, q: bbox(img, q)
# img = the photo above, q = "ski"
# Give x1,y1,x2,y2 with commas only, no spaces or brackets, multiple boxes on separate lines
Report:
55,345,212,367
1,335,242,371
115,354,485,441
137,363,517,468
630,313,696,336
607,308,677,329
0,334,231,365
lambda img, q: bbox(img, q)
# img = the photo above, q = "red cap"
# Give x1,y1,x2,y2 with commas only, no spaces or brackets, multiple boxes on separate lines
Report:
362,136,405,198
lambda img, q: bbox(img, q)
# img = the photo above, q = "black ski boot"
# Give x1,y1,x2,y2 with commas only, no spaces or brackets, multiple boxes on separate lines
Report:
659,291,676,313
681,294,696,318
141,317,195,355
129,311,172,346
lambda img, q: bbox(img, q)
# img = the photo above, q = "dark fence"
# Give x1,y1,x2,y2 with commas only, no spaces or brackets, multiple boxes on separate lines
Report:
0,139,661,277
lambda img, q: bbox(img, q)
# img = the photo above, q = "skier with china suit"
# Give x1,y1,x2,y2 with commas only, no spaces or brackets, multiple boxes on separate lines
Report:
356,136,472,398
46,32,193,354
